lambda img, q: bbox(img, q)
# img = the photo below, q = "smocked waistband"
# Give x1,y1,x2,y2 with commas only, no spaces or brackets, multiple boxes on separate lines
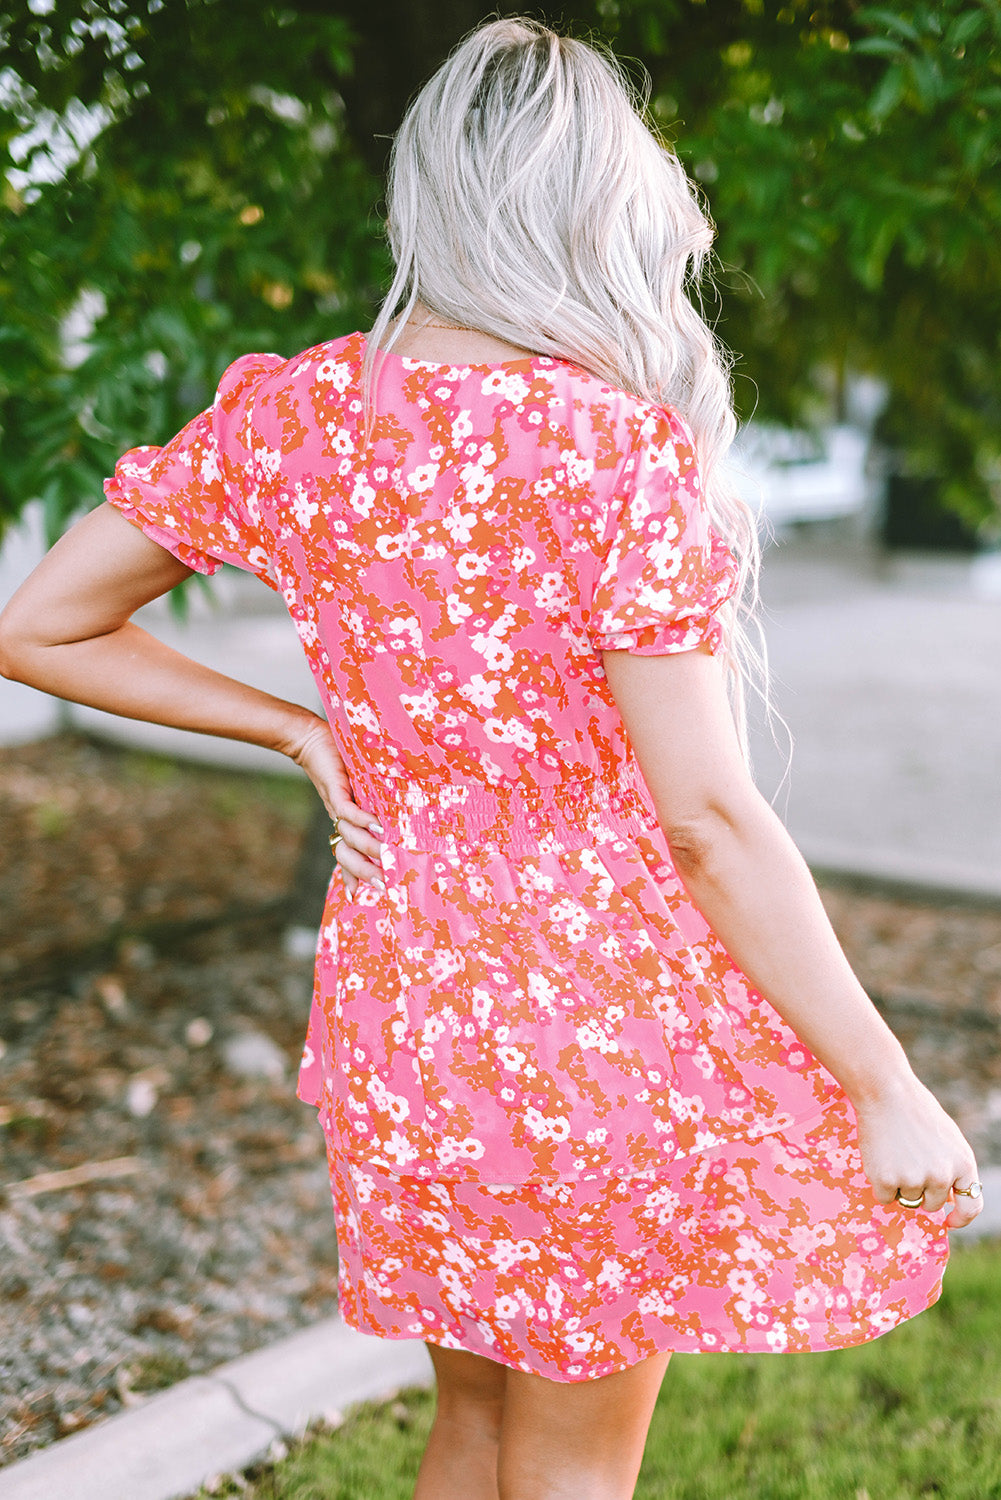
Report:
359,776,657,854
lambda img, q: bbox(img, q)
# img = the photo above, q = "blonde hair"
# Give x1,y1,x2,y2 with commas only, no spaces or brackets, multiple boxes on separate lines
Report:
363,16,765,755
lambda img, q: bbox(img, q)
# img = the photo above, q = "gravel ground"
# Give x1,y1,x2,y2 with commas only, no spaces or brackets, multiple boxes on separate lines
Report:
1,737,335,1467
1,733,1000,1469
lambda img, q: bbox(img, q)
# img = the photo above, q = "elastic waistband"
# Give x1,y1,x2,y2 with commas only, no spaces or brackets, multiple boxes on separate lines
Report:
361,776,657,855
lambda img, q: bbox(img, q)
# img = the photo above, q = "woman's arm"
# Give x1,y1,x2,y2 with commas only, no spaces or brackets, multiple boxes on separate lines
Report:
602,643,983,1229
0,503,384,891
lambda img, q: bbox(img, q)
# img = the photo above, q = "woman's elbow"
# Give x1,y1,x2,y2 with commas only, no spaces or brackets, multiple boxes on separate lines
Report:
0,602,39,682
662,795,768,875
0,644,31,683
663,812,727,874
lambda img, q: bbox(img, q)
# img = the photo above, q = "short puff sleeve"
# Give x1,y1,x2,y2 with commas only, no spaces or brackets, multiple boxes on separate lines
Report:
103,351,286,590
588,404,738,655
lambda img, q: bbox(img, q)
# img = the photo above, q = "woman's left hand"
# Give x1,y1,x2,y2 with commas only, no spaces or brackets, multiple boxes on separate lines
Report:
284,713,385,895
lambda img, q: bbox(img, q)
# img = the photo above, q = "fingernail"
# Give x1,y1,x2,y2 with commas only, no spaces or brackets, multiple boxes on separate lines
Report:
374,878,386,891
369,821,384,836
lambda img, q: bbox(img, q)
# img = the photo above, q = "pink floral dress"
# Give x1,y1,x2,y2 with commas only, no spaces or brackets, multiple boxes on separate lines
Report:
106,330,948,1380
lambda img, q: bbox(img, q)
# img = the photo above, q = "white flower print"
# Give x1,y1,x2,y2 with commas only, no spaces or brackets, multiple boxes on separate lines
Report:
290,482,320,529
375,532,407,561
458,673,500,710
407,463,438,492
350,477,376,516
596,1259,627,1293
479,370,530,401
472,634,515,671
445,592,474,624
574,1022,619,1055
563,452,594,488
457,551,490,580
400,688,437,722
522,1107,570,1142
443,507,478,546
461,467,495,505
199,447,223,485
533,572,568,613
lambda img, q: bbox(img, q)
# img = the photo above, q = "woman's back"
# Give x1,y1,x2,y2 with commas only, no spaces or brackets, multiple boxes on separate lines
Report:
106,327,836,1183
108,325,736,802
251,331,734,798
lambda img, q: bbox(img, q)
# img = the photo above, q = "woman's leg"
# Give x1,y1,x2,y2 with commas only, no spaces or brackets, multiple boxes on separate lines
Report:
497,1352,672,1500
413,1343,507,1500
412,1342,671,1500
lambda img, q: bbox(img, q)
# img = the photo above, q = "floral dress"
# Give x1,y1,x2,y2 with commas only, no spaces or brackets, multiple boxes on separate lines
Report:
105,330,948,1381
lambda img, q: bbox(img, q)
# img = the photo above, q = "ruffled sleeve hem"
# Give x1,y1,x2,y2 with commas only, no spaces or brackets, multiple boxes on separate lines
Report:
591,530,740,656
101,350,287,592
104,463,224,578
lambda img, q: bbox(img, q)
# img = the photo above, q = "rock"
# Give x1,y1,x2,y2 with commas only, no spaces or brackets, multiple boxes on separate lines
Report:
118,938,157,970
185,1016,214,1048
94,974,128,1018
221,1029,287,1081
125,1076,158,1118
283,924,319,961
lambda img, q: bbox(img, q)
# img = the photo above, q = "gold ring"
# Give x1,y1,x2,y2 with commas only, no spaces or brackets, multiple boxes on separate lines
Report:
954,1181,984,1199
328,817,343,854
896,1191,925,1208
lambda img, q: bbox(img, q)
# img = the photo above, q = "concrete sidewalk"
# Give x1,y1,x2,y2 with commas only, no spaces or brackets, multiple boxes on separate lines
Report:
0,1319,433,1500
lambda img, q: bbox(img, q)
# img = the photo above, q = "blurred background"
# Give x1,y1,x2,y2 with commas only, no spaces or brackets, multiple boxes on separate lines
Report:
2,0,1001,1476
2,0,1000,891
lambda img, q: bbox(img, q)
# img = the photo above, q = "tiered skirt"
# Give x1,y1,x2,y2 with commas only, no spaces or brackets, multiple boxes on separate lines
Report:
323,1091,949,1382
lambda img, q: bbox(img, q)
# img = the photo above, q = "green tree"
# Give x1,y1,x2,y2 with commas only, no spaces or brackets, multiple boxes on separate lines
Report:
2,0,1000,539
0,0,384,540
619,0,1001,530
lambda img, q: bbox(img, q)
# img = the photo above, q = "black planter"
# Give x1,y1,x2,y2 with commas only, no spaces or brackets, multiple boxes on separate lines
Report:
881,474,982,553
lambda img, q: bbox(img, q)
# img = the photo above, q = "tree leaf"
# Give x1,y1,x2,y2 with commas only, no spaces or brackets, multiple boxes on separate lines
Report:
945,9,988,49
869,64,906,120
908,51,944,109
853,37,906,58
855,8,923,45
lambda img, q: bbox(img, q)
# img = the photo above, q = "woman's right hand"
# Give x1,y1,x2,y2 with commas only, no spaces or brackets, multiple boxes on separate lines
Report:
851,1075,984,1230
282,711,385,896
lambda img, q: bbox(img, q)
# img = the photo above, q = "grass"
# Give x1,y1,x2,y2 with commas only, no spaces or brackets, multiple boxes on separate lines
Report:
126,1351,196,1393
118,745,314,821
193,1238,1001,1500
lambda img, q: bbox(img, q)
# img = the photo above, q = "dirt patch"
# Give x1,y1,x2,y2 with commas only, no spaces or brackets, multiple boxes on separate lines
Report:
1,734,311,976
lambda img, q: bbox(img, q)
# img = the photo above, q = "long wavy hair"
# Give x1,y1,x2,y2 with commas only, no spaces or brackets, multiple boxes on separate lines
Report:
363,16,765,756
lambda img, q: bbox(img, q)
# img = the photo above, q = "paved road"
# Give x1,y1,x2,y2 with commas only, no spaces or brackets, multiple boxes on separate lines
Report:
748,538,1001,896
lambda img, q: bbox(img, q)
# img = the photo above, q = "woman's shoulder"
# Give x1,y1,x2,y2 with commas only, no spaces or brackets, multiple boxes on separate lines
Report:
534,358,693,462
234,332,690,457
506,349,677,421
281,330,367,383
217,334,365,419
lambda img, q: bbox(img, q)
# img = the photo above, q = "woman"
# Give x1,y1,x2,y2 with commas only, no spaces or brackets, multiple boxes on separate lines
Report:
0,17,983,1500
